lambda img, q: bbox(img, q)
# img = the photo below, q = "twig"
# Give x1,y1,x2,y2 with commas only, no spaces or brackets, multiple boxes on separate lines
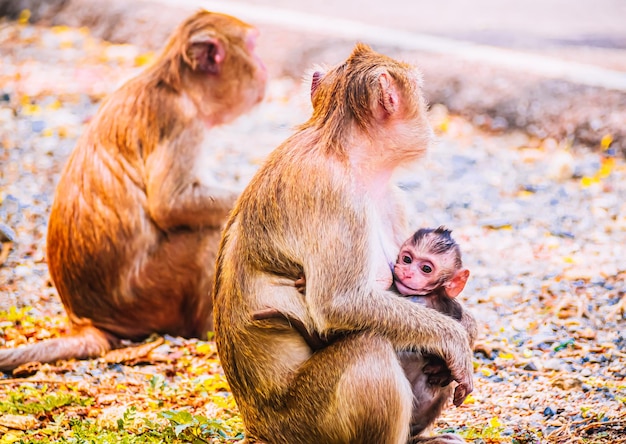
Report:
0,378,68,385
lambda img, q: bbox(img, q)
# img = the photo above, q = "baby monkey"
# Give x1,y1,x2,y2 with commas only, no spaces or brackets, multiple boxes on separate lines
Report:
253,226,476,437
393,226,476,344
393,226,477,435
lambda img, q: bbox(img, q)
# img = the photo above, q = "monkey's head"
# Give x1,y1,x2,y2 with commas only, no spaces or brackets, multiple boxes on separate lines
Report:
306,43,433,163
157,10,267,124
394,227,469,298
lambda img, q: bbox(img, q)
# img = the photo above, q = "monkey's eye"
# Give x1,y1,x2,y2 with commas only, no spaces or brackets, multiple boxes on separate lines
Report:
402,255,412,264
421,264,433,273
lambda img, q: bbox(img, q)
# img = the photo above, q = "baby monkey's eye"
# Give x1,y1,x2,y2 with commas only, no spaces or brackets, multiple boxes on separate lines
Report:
421,264,432,273
402,255,412,264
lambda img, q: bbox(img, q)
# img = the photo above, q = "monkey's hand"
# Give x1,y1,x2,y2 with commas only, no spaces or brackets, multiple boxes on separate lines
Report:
422,355,453,387
440,322,474,407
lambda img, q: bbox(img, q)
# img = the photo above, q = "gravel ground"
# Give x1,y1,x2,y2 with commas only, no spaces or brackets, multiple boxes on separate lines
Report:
0,19,625,443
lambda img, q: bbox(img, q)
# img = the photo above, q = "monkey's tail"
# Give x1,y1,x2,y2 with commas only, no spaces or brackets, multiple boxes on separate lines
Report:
0,325,112,372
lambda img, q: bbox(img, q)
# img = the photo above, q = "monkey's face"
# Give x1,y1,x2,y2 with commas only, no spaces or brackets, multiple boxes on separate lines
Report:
393,246,439,296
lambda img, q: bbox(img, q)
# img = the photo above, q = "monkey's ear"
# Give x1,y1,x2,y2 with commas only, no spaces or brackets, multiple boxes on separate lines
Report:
444,268,469,298
311,71,323,96
378,72,399,116
187,35,225,74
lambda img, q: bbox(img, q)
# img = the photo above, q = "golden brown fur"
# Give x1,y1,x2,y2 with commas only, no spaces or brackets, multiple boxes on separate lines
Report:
214,44,472,444
0,10,266,372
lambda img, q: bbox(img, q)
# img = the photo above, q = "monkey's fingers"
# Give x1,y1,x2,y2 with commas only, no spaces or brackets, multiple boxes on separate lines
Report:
452,385,468,407
452,376,473,406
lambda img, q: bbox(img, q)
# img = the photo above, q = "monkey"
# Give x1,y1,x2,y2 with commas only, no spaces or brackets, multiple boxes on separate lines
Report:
253,226,477,439
393,227,476,343
213,43,473,444
0,10,267,372
393,226,477,437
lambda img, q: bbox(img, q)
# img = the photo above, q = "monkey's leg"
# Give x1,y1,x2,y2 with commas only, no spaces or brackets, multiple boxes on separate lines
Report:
399,352,466,443
105,228,219,340
243,333,413,444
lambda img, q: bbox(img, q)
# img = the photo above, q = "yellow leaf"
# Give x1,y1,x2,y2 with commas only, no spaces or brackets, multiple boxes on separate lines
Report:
489,416,502,428
463,394,476,404
517,190,534,198
135,52,155,67
196,342,213,354
0,430,24,444
46,99,62,110
51,25,71,34
20,95,31,106
499,352,514,360
18,9,31,25
522,349,533,358
438,118,450,133
563,256,575,264
21,104,41,116
580,176,599,188
598,157,614,178
600,134,613,150
481,368,493,377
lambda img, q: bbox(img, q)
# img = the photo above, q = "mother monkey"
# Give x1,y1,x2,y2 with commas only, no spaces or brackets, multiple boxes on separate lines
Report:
214,44,473,444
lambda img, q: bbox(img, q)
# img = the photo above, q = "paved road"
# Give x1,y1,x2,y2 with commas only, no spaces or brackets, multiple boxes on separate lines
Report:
241,0,626,69
247,0,626,46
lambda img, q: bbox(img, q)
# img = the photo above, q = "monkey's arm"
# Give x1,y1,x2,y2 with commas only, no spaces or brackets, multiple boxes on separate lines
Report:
301,207,473,405
253,309,327,351
459,307,478,348
145,129,239,230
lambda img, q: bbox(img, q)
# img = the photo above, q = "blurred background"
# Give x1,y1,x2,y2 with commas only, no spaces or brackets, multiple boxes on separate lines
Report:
2,0,625,153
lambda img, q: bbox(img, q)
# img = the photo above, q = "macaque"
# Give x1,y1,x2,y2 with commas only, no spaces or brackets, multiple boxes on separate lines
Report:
393,226,477,436
213,44,473,444
394,226,476,342
254,226,477,439
0,10,267,372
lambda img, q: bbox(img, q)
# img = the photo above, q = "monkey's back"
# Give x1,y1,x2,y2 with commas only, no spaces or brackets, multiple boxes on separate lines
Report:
46,84,165,335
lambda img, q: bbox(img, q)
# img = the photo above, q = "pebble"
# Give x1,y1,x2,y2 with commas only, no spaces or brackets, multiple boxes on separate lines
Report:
543,358,563,371
543,406,556,417
523,361,538,371
546,150,575,181
483,285,524,302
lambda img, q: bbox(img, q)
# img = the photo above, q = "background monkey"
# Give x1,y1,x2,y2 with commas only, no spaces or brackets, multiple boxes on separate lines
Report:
254,226,477,439
0,10,267,372
214,44,473,444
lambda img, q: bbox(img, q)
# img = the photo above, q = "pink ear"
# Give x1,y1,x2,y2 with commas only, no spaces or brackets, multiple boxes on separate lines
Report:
378,72,398,115
444,269,469,298
311,71,323,97
188,37,225,74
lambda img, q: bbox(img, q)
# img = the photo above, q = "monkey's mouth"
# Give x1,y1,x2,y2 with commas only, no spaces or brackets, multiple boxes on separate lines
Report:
394,278,419,296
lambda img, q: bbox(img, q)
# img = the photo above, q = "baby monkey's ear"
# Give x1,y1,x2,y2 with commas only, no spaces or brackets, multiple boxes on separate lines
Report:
444,268,470,298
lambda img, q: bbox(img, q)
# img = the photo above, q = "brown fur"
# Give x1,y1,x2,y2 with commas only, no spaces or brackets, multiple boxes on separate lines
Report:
253,227,477,441
0,10,266,372
213,44,473,444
